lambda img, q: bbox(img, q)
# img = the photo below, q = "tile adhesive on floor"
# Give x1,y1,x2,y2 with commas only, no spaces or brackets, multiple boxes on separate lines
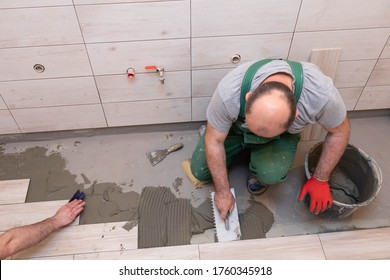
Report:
0,115,389,246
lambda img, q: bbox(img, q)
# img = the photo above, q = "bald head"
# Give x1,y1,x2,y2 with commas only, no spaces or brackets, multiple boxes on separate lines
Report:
245,81,297,137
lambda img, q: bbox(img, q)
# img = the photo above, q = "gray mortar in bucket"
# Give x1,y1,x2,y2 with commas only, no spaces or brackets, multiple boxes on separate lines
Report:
304,142,382,220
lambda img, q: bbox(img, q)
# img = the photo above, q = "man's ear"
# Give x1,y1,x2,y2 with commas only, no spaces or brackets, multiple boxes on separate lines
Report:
245,92,252,101
295,110,299,118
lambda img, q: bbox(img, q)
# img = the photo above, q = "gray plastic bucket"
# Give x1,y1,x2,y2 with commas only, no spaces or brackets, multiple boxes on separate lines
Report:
304,142,382,220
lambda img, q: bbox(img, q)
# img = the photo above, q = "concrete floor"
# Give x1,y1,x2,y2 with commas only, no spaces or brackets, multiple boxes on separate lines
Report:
0,111,389,244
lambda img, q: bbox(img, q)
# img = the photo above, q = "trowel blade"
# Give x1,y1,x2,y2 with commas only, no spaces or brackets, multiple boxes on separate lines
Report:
211,188,241,242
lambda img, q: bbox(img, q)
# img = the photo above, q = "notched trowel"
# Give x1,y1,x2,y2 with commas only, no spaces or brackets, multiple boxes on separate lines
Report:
211,188,241,242
146,142,184,166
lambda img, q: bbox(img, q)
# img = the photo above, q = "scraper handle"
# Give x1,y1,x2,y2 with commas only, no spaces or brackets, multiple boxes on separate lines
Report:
225,212,230,230
167,143,184,154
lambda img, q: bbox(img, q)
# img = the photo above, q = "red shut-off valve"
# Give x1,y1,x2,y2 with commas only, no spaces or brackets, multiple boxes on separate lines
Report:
144,65,157,70
144,65,165,84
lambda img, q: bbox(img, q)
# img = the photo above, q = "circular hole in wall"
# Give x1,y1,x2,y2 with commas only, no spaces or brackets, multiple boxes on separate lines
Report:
33,64,45,73
230,54,241,64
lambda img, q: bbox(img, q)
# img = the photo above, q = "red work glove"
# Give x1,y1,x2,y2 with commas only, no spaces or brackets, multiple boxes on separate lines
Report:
298,177,333,214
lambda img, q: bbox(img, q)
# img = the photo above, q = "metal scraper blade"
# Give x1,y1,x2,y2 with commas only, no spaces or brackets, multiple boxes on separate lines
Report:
211,188,241,242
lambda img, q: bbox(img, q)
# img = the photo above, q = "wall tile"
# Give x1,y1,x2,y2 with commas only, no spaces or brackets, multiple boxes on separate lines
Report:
103,98,191,127
87,39,190,75
289,28,390,61
0,77,100,109
192,69,231,97
96,71,190,103
381,38,390,58
192,97,211,121
12,104,107,133
334,60,377,88
0,7,83,48
74,0,176,4
192,33,292,70
338,87,363,111
355,86,390,110
367,59,390,86
76,1,190,43
192,0,300,37
0,97,7,110
297,0,390,31
0,110,20,134
0,1,72,9
0,45,92,82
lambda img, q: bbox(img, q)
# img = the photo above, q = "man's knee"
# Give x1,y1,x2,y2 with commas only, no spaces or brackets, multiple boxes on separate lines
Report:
250,163,289,185
190,157,211,181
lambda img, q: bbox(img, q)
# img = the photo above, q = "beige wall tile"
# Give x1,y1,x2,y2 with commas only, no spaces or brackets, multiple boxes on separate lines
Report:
199,235,325,260
75,244,200,260
0,200,78,232
381,38,390,58
12,104,107,133
74,0,174,4
76,1,190,43
87,39,190,75
0,97,7,110
103,98,191,127
96,72,190,103
338,87,363,111
297,0,390,31
0,179,30,205
1,77,100,109
0,7,83,48
13,222,137,259
192,0,300,37
0,110,20,135
367,59,390,86
192,97,211,121
355,86,390,110
192,33,292,70
0,1,72,8
320,227,390,259
334,60,377,88
289,28,390,61
0,45,92,82
192,69,231,97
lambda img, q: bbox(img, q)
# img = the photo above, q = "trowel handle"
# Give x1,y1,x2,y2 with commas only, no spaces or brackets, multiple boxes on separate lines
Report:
167,143,184,154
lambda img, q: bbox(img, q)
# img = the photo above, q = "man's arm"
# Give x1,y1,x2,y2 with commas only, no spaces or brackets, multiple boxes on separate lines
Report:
204,123,234,219
313,117,351,182
298,117,350,213
0,199,85,259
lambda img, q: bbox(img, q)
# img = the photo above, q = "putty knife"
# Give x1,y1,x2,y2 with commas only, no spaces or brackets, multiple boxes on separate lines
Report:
146,142,184,166
211,188,241,242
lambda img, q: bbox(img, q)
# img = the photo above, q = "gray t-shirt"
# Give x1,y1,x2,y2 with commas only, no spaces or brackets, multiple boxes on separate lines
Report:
206,59,347,134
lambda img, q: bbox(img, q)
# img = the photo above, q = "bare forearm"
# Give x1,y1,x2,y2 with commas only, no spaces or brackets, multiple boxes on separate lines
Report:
314,118,350,181
205,133,229,193
0,218,57,259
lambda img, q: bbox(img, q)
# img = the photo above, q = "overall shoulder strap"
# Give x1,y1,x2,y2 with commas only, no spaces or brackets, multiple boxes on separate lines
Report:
285,60,304,103
239,58,275,118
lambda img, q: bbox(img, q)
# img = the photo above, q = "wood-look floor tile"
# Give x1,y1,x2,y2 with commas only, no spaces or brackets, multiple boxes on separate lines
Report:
0,200,78,231
0,179,30,205
12,222,137,259
319,227,390,260
199,235,325,260
75,244,200,260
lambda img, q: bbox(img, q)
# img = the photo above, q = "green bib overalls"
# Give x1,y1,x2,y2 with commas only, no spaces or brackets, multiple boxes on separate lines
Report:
191,59,303,184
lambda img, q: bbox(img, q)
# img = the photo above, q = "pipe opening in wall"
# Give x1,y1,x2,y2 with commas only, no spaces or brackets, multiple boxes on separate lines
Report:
33,64,45,73
230,54,241,64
